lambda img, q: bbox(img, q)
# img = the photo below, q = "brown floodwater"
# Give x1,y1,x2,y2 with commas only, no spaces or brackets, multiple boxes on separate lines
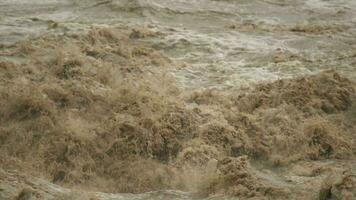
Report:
0,0,355,199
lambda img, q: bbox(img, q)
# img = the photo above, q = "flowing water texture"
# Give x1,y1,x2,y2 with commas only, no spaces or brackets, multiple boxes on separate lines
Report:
0,0,356,200
1,0,356,87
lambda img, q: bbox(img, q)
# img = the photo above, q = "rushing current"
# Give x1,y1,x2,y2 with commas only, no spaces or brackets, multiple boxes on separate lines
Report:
1,0,356,89
0,0,356,200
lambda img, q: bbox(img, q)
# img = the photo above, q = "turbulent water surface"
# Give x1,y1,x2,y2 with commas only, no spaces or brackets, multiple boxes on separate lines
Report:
1,0,356,89
1,0,356,199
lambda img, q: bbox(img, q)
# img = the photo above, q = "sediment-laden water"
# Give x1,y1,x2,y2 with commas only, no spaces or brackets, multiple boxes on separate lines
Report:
0,0,355,199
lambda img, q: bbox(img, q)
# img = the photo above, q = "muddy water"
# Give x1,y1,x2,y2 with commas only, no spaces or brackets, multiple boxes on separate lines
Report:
1,0,356,199
1,0,356,89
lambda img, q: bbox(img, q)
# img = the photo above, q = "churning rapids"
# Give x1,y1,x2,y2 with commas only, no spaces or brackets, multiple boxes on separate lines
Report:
0,0,356,200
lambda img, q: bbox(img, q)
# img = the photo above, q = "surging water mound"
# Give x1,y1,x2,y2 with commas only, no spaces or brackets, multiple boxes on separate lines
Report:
190,72,355,165
0,27,184,193
0,27,356,199
186,72,356,199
